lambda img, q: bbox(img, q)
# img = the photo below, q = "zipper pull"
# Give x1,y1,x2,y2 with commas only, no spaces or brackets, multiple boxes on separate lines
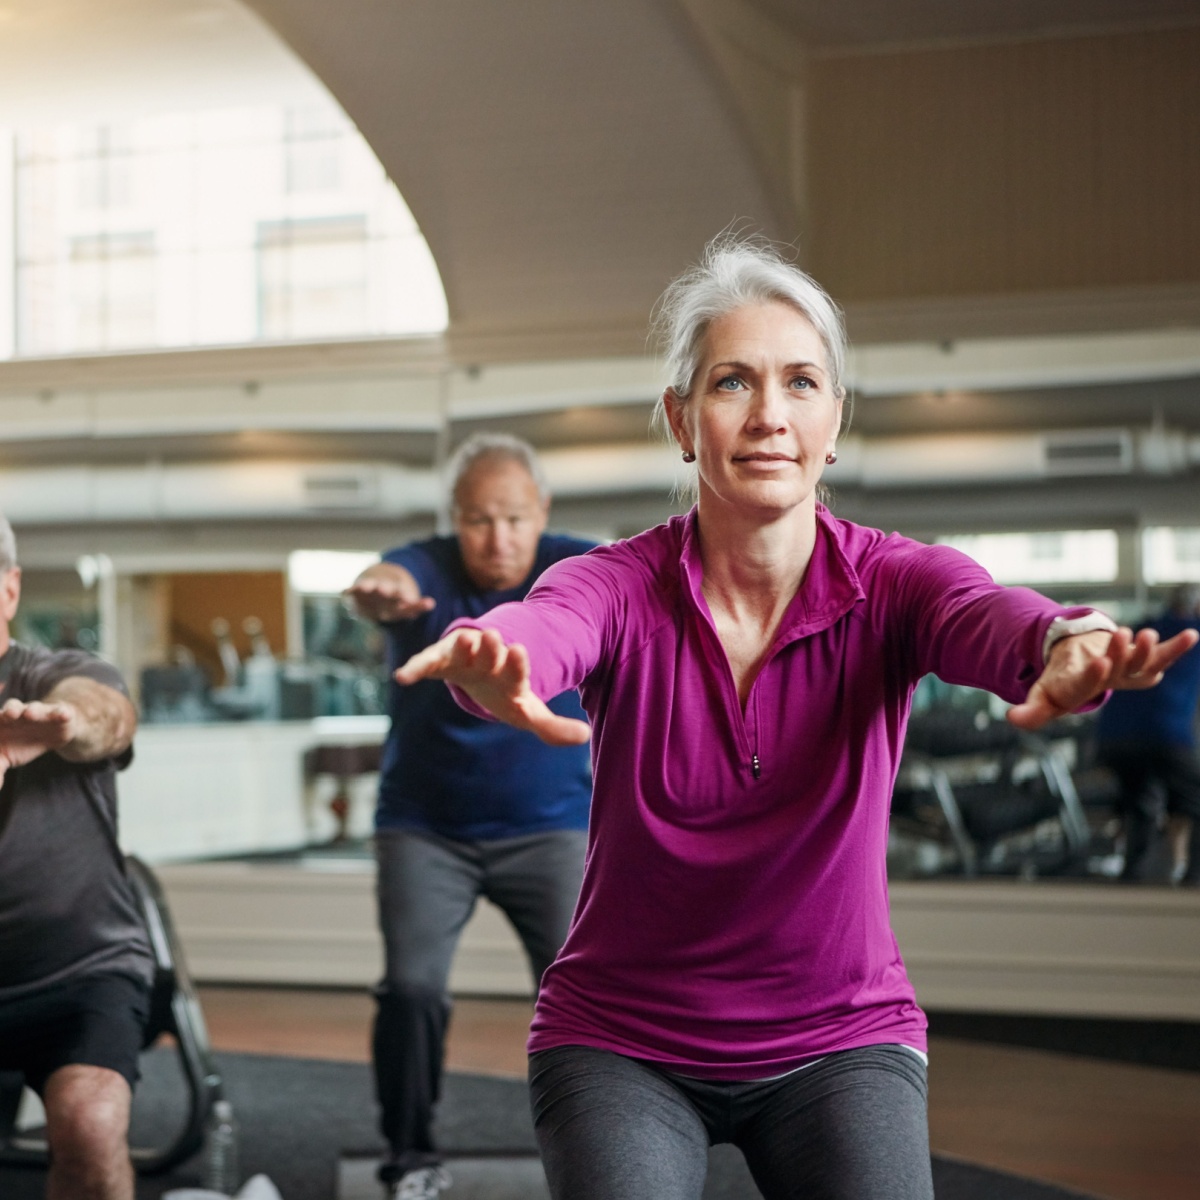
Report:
751,753,761,779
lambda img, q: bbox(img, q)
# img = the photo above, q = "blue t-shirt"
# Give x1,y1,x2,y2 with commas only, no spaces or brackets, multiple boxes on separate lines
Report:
375,532,596,839
1097,612,1200,747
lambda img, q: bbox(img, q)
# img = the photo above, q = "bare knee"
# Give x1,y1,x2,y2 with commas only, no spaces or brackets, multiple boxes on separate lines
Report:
43,1065,133,1200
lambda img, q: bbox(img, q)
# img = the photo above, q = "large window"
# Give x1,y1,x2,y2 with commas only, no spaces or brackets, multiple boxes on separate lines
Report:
2,104,446,358
1143,526,1200,584
937,530,1119,585
258,216,369,340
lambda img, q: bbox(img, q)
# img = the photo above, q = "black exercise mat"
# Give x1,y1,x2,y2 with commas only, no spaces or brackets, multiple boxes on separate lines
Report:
0,1049,1100,1199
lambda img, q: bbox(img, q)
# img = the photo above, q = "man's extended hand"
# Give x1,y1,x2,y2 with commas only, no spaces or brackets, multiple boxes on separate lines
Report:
1007,624,1200,730
0,697,79,786
345,563,436,624
394,627,591,748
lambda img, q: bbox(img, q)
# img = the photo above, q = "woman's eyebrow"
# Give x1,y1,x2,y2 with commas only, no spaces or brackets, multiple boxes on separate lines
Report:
706,359,827,376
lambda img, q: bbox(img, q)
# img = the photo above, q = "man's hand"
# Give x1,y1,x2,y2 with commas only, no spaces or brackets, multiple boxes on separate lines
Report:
0,678,136,786
345,563,435,623
1008,624,1200,730
0,697,78,786
394,627,591,748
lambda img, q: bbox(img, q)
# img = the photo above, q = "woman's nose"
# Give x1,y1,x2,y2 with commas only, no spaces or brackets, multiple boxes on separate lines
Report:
747,384,788,430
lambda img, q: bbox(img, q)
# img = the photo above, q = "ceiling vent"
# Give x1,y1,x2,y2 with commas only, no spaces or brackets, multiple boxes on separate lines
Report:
1042,430,1132,476
301,468,379,509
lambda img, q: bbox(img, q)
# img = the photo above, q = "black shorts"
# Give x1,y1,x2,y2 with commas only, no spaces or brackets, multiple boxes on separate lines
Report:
0,973,151,1095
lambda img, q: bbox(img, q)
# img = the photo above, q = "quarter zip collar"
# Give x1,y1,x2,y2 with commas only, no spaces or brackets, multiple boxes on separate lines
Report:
676,505,864,648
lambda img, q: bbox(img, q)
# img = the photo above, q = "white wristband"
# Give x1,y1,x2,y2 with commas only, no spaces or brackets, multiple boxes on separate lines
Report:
1042,612,1119,664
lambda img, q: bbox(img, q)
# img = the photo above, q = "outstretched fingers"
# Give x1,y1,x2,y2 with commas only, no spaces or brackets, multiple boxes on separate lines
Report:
1009,621,1200,730
0,699,75,772
0,698,74,732
393,628,479,685
345,577,435,621
393,630,590,747
1116,626,1200,690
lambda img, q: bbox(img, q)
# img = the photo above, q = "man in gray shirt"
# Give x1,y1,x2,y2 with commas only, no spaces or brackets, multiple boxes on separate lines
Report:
0,515,153,1200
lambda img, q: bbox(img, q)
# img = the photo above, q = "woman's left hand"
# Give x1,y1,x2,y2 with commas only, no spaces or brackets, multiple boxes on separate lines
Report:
1007,625,1200,730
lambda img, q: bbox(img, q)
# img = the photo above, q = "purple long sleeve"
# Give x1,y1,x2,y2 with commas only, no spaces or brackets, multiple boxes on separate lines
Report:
448,508,1095,1079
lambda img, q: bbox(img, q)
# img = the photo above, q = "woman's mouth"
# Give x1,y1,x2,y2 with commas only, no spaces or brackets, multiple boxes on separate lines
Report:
734,452,794,466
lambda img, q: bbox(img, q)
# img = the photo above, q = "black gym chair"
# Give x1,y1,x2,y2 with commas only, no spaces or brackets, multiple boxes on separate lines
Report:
0,856,223,1176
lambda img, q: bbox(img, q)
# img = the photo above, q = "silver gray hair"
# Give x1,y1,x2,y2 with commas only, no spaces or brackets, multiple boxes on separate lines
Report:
652,234,849,417
447,432,549,507
650,235,850,503
0,516,16,574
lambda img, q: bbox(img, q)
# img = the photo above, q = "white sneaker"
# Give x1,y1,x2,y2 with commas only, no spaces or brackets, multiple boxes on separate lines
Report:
389,1165,452,1200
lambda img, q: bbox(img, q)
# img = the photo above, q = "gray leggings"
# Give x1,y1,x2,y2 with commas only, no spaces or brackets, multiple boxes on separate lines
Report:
373,828,586,1169
529,1044,934,1200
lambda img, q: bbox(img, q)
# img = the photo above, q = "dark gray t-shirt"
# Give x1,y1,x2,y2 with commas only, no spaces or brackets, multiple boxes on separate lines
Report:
0,642,154,1001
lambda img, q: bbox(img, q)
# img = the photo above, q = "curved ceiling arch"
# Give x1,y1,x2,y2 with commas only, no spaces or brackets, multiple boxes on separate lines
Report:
244,0,787,358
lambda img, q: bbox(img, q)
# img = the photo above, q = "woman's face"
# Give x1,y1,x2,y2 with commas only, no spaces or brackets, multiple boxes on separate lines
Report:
667,301,843,520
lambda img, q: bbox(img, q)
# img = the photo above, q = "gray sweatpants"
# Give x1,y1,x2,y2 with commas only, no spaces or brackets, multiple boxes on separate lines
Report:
373,827,586,1174
529,1043,934,1200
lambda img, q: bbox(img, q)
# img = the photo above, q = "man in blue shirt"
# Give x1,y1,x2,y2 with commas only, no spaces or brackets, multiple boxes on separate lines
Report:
1097,584,1200,883
347,434,594,1199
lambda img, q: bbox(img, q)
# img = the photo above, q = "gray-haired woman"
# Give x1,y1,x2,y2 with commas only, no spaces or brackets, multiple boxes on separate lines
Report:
396,236,1196,1199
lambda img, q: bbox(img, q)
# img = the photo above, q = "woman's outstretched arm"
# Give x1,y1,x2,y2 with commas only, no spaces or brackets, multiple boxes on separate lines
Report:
394,626,592,747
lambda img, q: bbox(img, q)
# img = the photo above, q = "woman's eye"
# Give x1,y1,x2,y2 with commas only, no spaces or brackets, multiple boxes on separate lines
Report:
715,376,743,391
790,375,816,390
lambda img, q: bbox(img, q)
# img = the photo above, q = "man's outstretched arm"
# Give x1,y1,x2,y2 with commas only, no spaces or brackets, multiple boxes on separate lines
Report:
0,677,136,784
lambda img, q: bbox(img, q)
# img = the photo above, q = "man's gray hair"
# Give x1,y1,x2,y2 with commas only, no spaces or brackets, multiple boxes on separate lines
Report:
447,433,549,506
0,516,16,574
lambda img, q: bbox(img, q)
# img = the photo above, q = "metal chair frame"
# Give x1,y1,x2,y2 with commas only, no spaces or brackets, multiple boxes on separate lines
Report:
0,856,222,1176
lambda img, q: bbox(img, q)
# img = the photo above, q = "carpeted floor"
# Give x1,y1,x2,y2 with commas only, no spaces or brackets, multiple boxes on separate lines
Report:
0,1050,1099,1200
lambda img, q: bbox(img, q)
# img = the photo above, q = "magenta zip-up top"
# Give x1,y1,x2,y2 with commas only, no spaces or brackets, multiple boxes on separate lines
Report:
449,506,1092,1080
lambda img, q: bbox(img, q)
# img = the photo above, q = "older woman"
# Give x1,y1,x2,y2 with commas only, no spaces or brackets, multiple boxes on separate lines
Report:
395,239,1197,1200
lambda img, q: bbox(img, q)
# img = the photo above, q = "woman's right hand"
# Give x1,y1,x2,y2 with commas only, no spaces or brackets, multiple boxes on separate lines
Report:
394,628,591,748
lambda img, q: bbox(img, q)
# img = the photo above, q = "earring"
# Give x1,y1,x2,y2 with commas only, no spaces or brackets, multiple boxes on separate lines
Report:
825,450,838,465
681,451,696,463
